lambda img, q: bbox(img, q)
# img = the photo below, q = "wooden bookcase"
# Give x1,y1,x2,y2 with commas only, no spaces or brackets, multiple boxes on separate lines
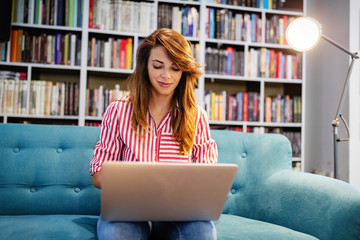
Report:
0,0,305,171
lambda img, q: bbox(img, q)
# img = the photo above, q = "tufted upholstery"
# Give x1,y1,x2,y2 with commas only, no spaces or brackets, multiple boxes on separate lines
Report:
0,124,101,216
0,124,360,240
211,130,292,218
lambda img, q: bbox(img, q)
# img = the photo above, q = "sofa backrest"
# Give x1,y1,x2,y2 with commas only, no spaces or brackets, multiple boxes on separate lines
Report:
0,123,101,215
0,124,292,217
210,130,292,217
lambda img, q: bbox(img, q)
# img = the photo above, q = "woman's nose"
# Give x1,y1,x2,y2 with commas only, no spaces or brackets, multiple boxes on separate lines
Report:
162,69,171,79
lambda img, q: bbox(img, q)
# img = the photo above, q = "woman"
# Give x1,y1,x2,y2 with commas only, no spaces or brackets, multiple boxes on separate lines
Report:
90,28,218,240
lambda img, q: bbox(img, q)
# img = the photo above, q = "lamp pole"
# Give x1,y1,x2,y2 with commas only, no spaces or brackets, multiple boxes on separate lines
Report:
322,34,359,179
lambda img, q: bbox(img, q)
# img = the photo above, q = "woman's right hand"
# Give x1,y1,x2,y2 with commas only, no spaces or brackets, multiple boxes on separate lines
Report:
92,170,102,189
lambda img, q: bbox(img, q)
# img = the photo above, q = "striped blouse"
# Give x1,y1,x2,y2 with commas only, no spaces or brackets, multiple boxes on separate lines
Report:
90,96,218,175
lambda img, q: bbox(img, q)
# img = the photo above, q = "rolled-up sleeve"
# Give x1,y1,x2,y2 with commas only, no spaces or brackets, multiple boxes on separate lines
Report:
90,102,122,175
192,106,218,164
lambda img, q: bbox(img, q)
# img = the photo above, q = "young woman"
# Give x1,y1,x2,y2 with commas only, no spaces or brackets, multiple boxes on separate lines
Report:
90,28,218,240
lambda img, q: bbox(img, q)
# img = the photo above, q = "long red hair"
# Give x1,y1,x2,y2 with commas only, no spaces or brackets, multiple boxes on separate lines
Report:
126,28,203,155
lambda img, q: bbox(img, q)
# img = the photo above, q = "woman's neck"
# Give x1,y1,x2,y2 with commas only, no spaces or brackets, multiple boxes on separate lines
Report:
149,95,173,127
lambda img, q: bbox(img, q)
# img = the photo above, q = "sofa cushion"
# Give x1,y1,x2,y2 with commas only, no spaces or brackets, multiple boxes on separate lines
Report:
0,215,98,240
214,214,319,240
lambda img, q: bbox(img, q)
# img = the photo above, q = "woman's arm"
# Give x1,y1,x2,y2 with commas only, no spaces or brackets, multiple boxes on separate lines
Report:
192,106,218,164
90,100,124,177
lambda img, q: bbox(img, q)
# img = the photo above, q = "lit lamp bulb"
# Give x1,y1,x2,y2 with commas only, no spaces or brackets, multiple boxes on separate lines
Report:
286,17,322,52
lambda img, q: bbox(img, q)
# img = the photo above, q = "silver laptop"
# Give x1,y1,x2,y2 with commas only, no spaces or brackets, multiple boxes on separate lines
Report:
100,162,238,222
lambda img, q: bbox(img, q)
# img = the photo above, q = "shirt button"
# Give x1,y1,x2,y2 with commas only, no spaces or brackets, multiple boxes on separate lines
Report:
74,187,81,193
13,147,20,153
57,148,63,153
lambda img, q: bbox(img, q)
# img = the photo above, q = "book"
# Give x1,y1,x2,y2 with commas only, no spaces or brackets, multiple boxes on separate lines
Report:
126,38,133,70
265,96,272,122
226,47,233,75
242,92,248,121
10,30,18,62
119,38,127,69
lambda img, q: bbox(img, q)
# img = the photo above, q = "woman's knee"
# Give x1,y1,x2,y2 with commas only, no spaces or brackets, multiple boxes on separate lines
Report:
97,218,150,240
151,221,216,240
180,221,217,240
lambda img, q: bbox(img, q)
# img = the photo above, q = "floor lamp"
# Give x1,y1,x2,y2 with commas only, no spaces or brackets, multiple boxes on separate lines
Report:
286,17,359,179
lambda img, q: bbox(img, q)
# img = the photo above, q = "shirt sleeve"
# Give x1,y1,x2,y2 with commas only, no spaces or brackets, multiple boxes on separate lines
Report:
90,101,122,175
191,106,218,164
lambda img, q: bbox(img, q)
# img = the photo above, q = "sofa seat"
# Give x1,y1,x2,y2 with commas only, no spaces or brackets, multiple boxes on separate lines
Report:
215,214,319,240
0,215,98,240
0,214,318,240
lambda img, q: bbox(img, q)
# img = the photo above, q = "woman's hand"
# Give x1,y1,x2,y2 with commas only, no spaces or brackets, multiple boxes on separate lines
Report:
92,170,102,189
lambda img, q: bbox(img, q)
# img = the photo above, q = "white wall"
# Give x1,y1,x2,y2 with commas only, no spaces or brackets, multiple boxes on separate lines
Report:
349,0,360,188
305,0,350,181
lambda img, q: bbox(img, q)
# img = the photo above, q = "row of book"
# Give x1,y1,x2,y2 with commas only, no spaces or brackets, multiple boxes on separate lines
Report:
195,123,303,158
207,8,261,42
85,121,101,127
264,94,302,123
85,84,129,117
208,0,302,11
29,80,79,116
204,90,302,123
158,4,200,38
89,0,154,35
265,15,296,45
87,37,200,70
248,47,302,79
0,79,80,116
0,70,27,80
207,0,259,8
263,0,302,11
88,37,133,69
205,46,245,76
0,79,27,115
4,29,199,69
12,0,83,27
0,71,28,114
9,29,81,65
205,91,260,122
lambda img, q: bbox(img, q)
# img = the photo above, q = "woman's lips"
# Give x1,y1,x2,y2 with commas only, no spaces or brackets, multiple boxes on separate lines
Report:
158,82,171,88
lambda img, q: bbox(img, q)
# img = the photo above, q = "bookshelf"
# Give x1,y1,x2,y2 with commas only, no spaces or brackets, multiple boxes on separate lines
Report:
0,0,305,171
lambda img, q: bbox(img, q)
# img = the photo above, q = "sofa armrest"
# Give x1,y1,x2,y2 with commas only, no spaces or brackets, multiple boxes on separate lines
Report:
256,170,360,240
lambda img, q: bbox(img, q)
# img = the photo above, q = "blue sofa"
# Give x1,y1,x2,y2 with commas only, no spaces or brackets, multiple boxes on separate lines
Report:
1,123,360,240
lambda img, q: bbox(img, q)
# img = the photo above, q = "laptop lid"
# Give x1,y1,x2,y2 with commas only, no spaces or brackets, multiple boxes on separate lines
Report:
100,162,238,222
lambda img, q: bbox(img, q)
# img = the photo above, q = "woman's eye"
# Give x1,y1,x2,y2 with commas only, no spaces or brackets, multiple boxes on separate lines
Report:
172,68,180,72
153,65,162,69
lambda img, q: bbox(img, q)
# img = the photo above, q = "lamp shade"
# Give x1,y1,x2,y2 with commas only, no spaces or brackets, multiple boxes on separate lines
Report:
286,17,322,52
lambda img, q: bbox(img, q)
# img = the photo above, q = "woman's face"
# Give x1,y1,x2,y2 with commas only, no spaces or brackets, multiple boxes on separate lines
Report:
147,45,183,99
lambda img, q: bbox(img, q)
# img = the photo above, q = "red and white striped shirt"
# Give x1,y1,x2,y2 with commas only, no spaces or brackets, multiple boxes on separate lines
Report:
90,96,218,175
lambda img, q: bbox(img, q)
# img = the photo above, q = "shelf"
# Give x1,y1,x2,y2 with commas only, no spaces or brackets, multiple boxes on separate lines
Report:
210,120,301,127
158,0,201,6
205,3,263,13
3,0,305,171
87,66,133,74
12,23,82,32
88,28,148,38
1,114,79,120
205,74,302,83
0,62,81,70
